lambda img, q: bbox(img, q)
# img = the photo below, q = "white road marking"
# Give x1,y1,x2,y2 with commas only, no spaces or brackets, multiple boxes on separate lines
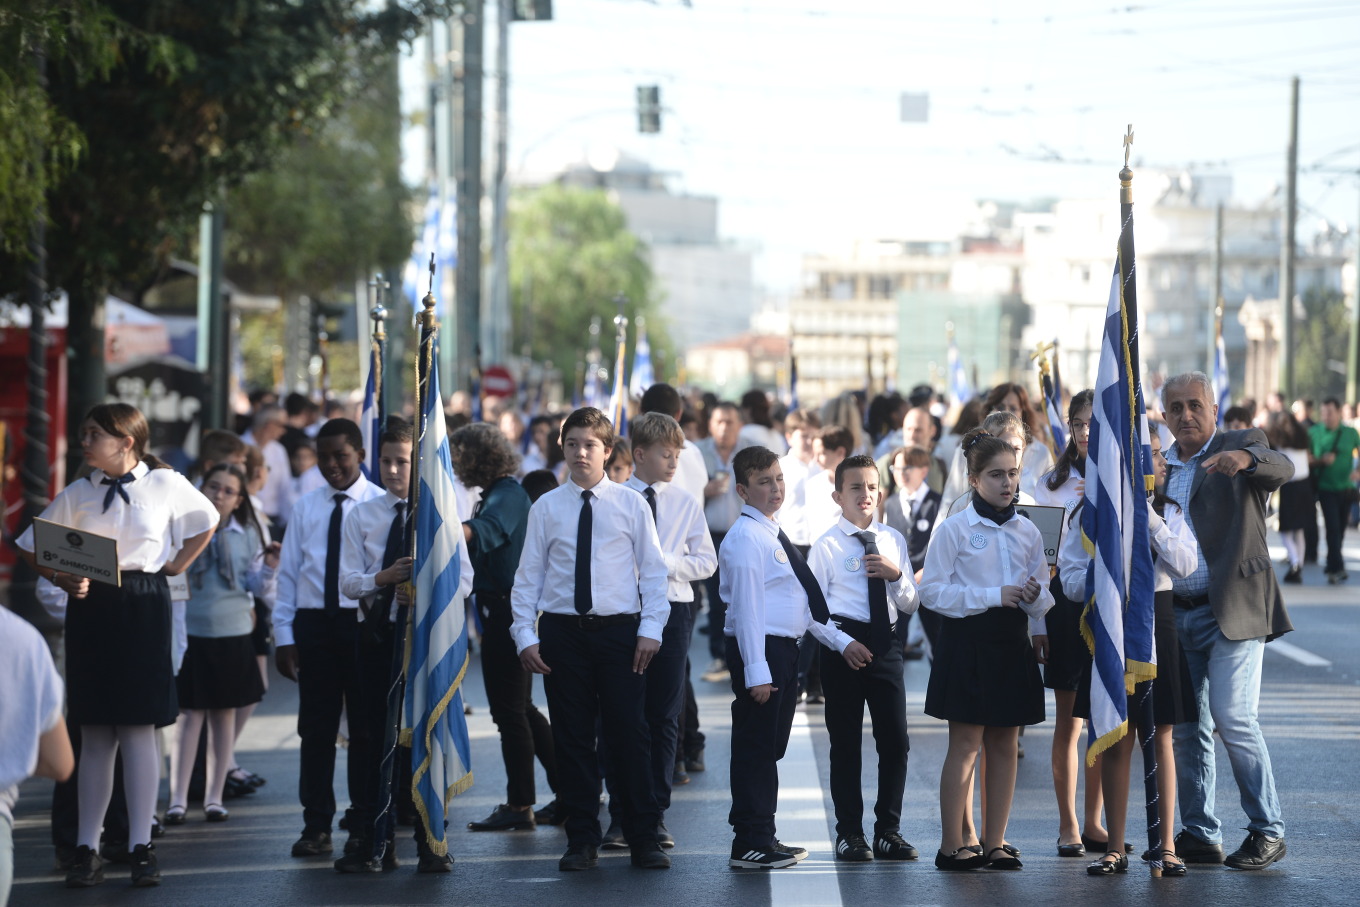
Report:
1267,639,1332,667
770,710,843,907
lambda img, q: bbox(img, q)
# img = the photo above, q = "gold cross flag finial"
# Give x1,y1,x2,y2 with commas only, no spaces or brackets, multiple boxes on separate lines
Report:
1030,340,1056,377
1124,124,1134,167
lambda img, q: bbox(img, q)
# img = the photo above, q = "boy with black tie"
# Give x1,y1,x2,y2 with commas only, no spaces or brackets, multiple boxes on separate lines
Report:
512,407,672,872
721,446,838,870
807,454,919,862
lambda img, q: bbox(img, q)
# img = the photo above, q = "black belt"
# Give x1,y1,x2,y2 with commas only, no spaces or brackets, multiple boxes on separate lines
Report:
1173,593,1210,610
541,611,641,630
831,614,897,633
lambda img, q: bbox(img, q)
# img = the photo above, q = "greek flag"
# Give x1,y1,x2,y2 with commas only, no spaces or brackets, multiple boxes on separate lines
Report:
629,323,654,397
948,336,974,407
607,334,629,436
1213,325,1230,426
789,351,799,411
404,348,473,854
403,187,442,311
1042,350,1068,456
1079,207,1157,764
359,343,382,486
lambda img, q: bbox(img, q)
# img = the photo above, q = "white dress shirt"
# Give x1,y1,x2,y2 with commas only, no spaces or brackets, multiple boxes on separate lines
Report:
272,474,384,646
802,469,841,543
807,516,919,654
719,505,812,687
775,454,820,546
511,475,670,653
1057,502,1198,602
919,506,1055,634
17,462,217,573
339,490,474,622
673,441,709,505
623,476,717,602
1033,469,1083,516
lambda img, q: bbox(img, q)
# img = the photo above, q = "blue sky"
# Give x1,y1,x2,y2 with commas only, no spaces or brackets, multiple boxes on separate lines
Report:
404,0,1360,293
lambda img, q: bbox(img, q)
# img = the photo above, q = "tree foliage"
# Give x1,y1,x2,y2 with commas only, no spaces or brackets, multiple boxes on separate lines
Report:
508,184,674,385
1294,284,1349,402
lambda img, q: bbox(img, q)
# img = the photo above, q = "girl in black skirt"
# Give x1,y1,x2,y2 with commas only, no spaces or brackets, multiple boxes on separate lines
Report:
1057,427,1199,877
1031,390,1109,857
920,430,1054,871
167,464,279,825
19,404,217,888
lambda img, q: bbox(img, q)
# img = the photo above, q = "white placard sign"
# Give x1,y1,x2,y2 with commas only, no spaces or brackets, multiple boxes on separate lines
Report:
1013,504,1067,567
33,519,122,586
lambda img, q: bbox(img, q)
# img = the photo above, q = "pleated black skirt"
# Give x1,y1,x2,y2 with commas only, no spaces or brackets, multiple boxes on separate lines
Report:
925,606,1045,727
1042,573,1090,692
176,634,266,710
65,571,178,728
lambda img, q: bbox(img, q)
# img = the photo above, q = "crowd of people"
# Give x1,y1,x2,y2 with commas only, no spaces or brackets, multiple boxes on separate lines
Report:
3,368,1348,899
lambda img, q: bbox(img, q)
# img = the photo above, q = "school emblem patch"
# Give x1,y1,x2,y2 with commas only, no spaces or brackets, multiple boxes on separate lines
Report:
844,556,862,572
774,547,789,564
1065,499,1078,514
969,532,988,550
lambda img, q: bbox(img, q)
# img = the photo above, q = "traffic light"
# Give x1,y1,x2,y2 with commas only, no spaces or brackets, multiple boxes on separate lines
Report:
637,85,661,134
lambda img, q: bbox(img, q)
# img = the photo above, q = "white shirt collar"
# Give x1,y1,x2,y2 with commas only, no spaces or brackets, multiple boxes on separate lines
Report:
567,474,611,495
740,504,780,535
899,482,930,507
836,514,876,537
91,460,150,485
625,475,667,494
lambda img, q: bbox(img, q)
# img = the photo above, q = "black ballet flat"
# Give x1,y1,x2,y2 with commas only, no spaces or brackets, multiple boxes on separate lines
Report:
1087,851,1129,876
1058,838,1086,858
1082,833,1135,854
935,848,987,871
986,844,1023,870
1155,850,1187,877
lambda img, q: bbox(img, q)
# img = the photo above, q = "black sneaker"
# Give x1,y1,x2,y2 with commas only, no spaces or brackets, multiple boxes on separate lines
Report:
468,804,536,831
601,821,628,850
65,845,105,888
533,800,566,826
129,843,162,887
1283,565,1303,584
630,842,672,869
656,821,675,849
417,850,454,873
334,853,382,874
773,839,809,861
291,830,334,857
730,843,800,870
98,840,130,864
874,832,919,860
836,833,873,862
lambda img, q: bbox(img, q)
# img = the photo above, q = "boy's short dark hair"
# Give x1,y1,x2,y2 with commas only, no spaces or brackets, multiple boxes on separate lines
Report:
1223,405,1252,426
316,417,363,452
379,415,414,447
605,436,632,469
520,469,559,503
1321,396,1342,410
629,412,685,450
733,446,779,487
639,383,683,419
834,454,878,490
817,424,854,456
560,407,615,447
784,408,822,433
897,445,932,468
200,429,246,465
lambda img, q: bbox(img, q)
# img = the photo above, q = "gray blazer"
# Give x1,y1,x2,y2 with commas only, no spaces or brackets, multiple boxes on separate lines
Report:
1184,428,1294,642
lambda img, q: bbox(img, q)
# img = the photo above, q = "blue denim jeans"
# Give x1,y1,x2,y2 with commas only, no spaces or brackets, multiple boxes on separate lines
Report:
1173,604,1284,842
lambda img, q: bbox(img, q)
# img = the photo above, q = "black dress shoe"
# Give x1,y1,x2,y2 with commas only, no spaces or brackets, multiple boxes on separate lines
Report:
985,844,1022,870
417,850,454,873
559,844,599,871
1224,831,1286,870
334,853,382,873
1082,833,1135,854
533,800,566,826
601,822,628,850
631,842,672,869
1087,851,1129,875
835,833,873,862
934,848,986,871
1057,838,1086,858
685,750,706,773
1154,849,1187,877
468,804,535,831
291,831,334,857
656,821,675,849
1173,829,1224,864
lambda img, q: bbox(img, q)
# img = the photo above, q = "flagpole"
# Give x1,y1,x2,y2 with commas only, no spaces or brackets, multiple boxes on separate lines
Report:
369,274,388,483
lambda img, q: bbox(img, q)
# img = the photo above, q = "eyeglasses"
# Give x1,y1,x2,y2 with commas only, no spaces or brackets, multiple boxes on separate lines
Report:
203,482,243,497
891,463,927,472
1068,419,1090,436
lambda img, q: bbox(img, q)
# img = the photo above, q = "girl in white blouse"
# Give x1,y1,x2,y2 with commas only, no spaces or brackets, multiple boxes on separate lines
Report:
920,429,1054,872
19,404,217,889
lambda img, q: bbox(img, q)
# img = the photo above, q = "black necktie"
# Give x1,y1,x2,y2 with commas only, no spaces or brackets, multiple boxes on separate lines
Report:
99,472,135,512
854,530,893,657
374,501,406,621
644,486,658,526
773,525,832,626
324,493,345,615
574,490,593,615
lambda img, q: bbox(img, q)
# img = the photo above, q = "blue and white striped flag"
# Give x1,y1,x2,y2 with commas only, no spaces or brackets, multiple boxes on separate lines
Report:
404,345,473,854
948,336,974,408
1213,324,1230,426
359,342,383,486
1079,208,1157,764
1041,349,1068,457
607,334,629,437
403,187,442,311
629,323,654,398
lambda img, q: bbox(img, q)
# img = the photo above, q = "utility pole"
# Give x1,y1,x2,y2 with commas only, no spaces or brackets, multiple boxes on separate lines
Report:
195,198,227,429
1348,174,1360,404
1280,75,1299,400
1210,202,1223,374
486,0,511,368
452,3,484,393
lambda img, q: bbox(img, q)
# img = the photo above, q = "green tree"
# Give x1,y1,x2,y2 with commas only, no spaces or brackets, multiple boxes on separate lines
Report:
508,184,673,387
1295,285,1348,402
